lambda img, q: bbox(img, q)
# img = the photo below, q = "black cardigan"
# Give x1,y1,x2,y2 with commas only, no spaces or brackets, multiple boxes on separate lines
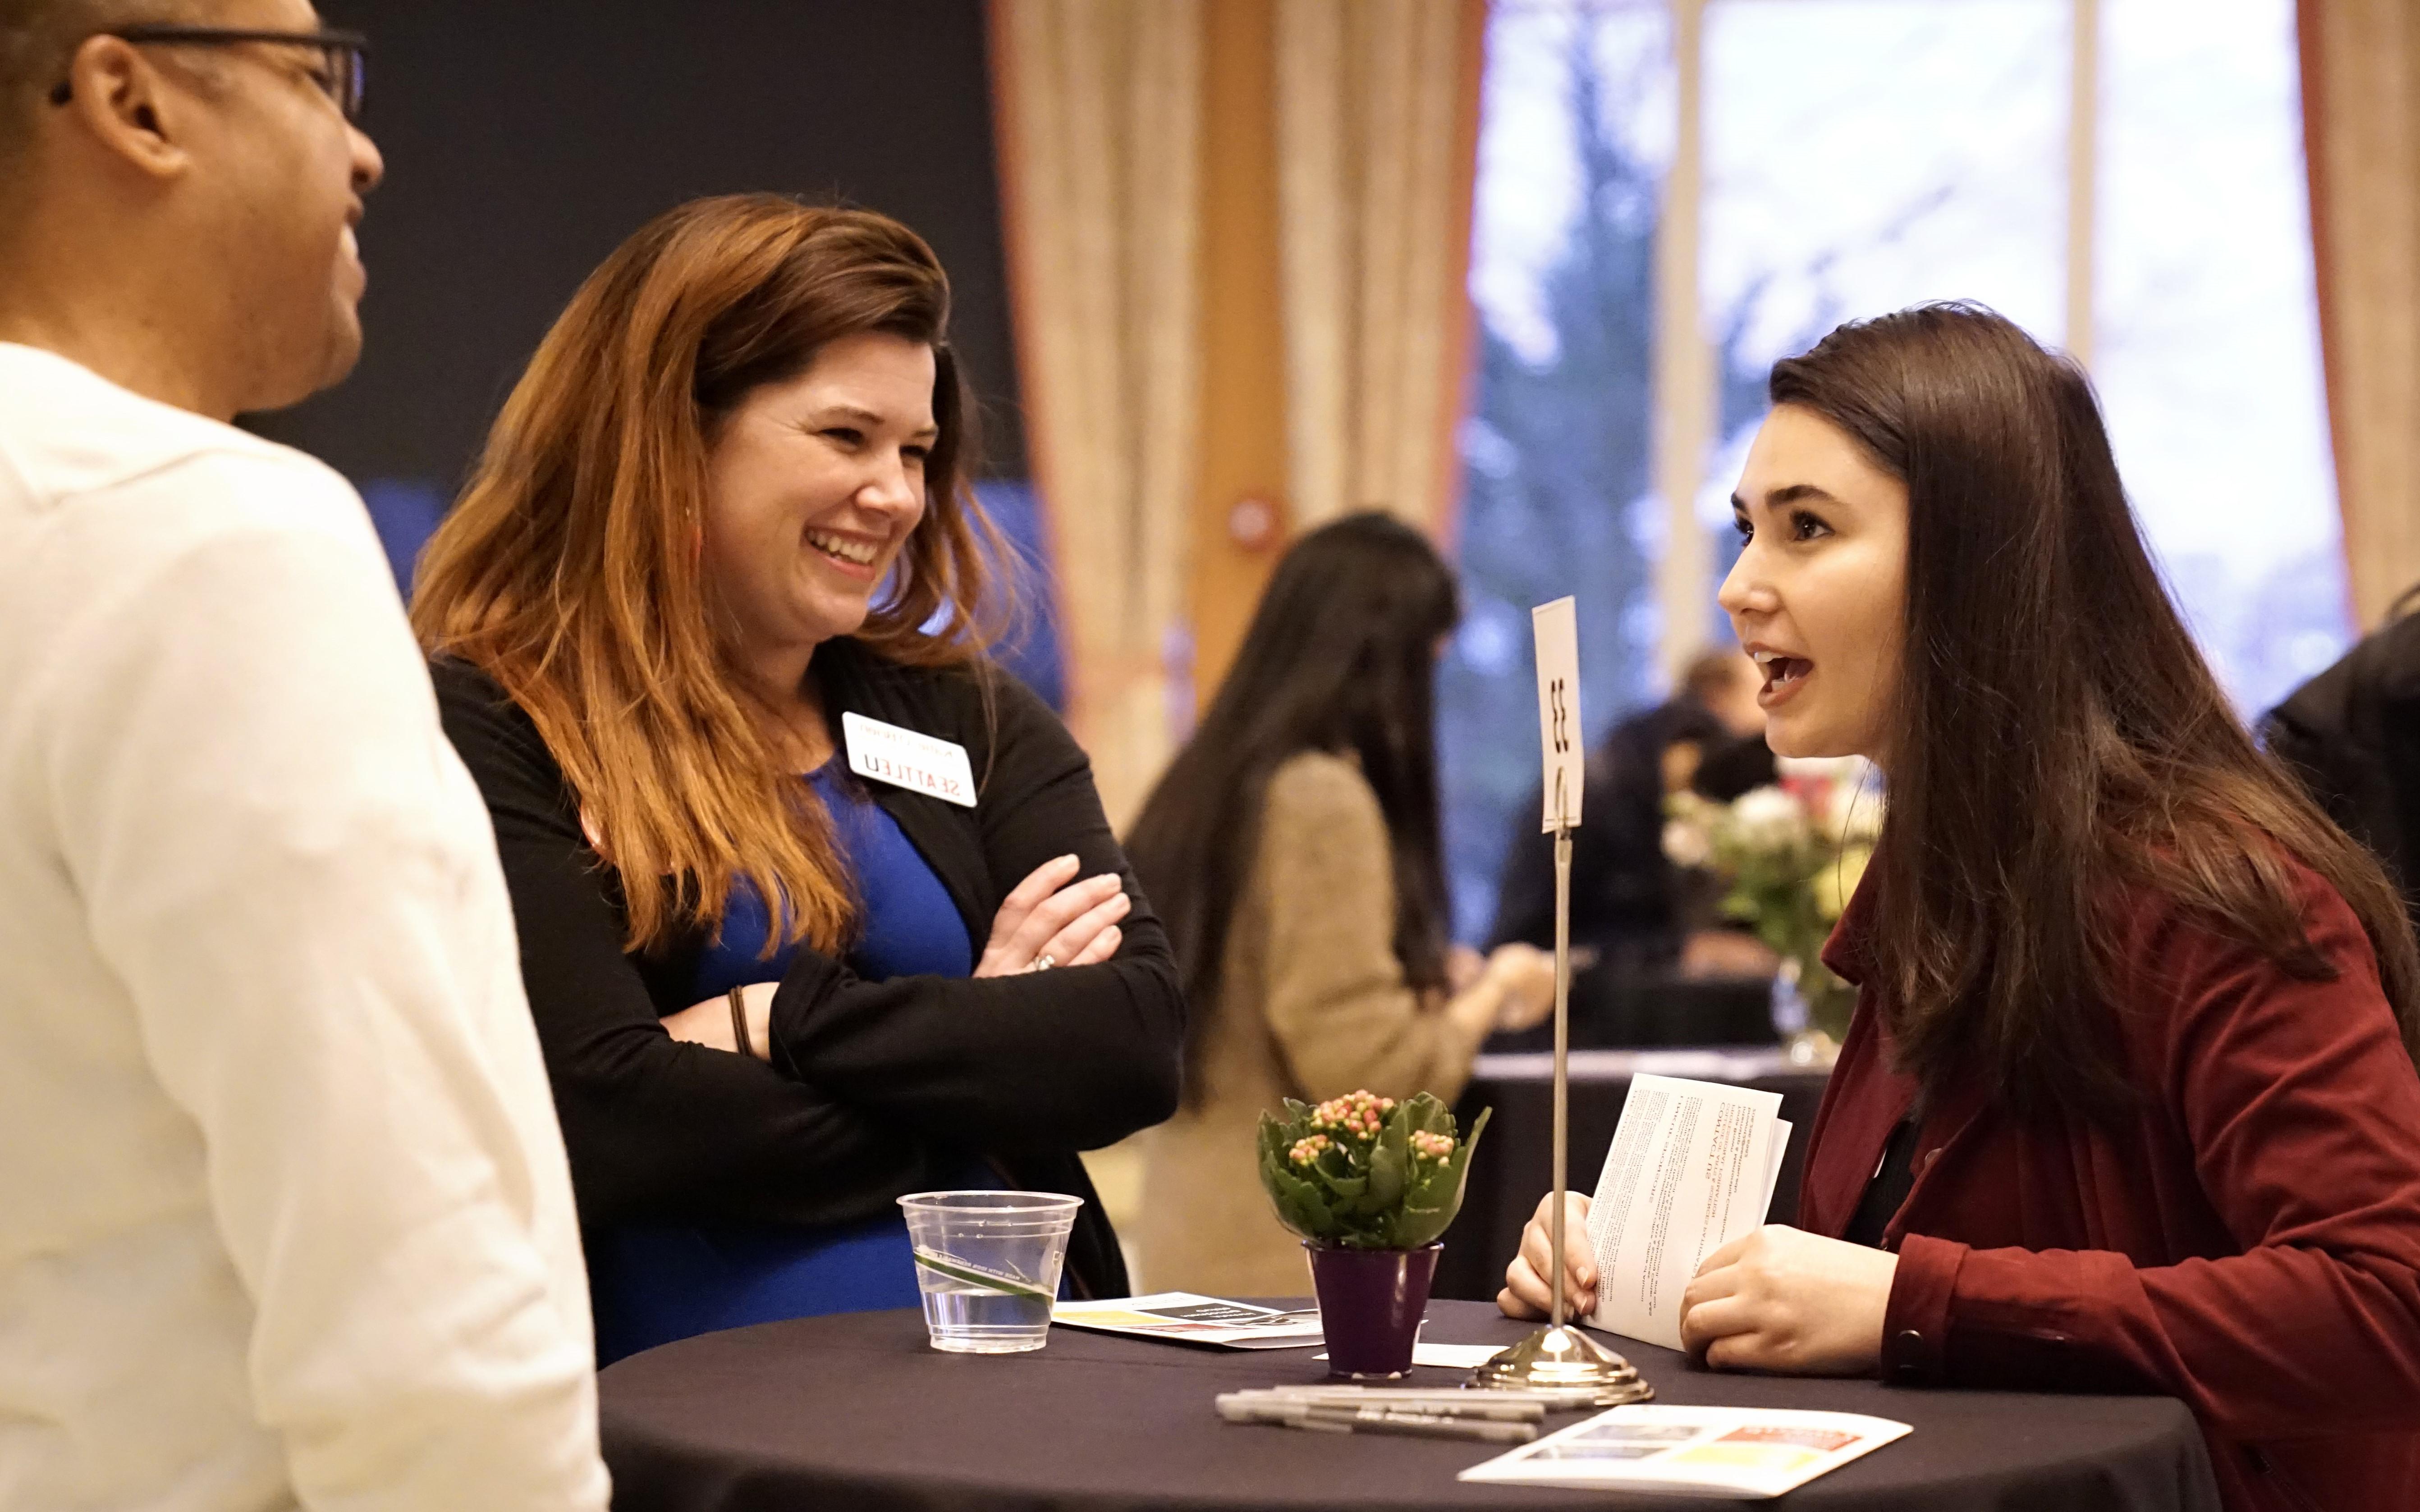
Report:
431,642,1185,1298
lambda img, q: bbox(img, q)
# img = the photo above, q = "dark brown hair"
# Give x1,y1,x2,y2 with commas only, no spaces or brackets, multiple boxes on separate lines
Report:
1125,513,1461,1103
413,194,1008,955
1776,302,2420,1109
0,0,196,169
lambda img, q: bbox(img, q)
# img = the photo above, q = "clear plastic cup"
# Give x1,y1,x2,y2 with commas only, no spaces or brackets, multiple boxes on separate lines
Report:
898,1191,1082,1353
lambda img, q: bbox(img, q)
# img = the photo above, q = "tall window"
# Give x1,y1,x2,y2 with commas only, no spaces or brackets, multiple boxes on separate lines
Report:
1441,0,2345,940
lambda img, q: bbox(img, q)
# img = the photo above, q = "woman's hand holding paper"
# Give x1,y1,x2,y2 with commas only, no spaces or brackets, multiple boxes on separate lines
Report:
1497,1191,1596,1319
1677,1224,1896,1375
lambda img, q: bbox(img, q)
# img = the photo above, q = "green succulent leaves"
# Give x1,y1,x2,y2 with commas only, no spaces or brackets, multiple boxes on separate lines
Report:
1256,1090,1490,1250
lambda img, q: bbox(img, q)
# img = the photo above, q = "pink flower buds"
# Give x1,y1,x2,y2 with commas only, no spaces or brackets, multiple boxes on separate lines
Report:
1310,1089,1395,1140
1288,1133,1336,1165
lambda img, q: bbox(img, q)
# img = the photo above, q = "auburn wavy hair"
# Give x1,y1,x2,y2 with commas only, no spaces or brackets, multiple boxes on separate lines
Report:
411,194,1008,955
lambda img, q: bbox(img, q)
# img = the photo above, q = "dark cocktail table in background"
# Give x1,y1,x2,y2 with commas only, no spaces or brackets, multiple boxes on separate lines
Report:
599,1299,2219,1512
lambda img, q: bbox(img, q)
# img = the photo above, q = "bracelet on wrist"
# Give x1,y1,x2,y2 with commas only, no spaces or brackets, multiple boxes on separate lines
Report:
727,984,754,1059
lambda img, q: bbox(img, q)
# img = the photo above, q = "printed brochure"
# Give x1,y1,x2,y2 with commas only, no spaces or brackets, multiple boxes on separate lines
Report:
1050,1292,1324,1349
1459,1405,1910,1498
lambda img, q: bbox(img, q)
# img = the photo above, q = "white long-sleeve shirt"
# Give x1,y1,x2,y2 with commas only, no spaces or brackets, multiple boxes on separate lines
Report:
0,343,610,1512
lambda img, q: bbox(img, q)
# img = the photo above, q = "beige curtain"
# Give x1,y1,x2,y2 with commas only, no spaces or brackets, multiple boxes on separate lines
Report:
1273,0,1484,538
990,1,1203,826
2302,0,2420,627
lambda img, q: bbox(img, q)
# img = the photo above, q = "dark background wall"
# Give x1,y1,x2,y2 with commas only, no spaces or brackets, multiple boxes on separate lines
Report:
248,0,1060,703
252,0,1028,490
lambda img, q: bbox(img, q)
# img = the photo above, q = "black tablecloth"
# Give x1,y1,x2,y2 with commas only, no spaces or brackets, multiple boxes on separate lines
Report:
600,1300,2220,1512
1439,1047,1832,1302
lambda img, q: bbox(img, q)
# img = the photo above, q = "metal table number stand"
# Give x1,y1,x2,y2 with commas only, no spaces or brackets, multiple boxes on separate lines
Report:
1471,598,1652,1406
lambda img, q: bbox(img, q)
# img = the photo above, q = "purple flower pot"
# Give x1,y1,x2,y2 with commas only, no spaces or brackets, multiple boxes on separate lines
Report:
1303,1241,1442,1379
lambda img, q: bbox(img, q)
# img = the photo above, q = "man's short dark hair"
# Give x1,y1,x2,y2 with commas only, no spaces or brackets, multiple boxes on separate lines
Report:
1680,647,1749,703
0,1,202,170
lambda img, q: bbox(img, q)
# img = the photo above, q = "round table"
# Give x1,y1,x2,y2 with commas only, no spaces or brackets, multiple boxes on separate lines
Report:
599,1300,2221,1512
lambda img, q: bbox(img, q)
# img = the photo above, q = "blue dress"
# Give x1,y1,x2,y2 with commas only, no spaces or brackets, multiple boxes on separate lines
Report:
590,761,982,1365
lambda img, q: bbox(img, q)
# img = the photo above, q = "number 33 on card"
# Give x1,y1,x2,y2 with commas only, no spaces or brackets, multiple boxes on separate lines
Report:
841,712,978,807
1533,597,1582,833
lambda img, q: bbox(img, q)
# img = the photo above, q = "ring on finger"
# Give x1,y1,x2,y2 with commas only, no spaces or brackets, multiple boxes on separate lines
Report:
1023,954,1056,973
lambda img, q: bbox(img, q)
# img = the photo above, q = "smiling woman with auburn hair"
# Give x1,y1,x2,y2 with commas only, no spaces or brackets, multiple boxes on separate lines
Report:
1502,305,2420,1512
412,194,1182,1362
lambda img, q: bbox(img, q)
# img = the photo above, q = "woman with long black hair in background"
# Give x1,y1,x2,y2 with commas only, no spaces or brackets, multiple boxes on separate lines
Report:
1501,305,2420,1512
1127,512,1554,1296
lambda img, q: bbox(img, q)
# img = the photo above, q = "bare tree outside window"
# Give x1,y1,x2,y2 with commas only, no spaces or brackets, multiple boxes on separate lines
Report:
1443,0,2347,941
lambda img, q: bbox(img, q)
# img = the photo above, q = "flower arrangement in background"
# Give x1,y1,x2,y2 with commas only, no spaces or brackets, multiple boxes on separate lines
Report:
1256,1091,1490,1251
1661,756,1883,1044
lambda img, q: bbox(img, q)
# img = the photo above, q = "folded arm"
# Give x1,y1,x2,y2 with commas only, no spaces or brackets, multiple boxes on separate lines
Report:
435,662,939,1229
766,672,1185,1151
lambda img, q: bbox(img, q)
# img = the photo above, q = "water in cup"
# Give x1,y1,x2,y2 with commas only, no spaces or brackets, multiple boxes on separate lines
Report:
912,1251,1054,1343
899,1191,1082,1354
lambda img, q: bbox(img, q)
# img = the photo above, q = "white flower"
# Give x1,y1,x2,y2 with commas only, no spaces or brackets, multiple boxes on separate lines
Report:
1773,757,1883,844
1730,785,1809,853
1662,816,1712,868
1833,783,1885,843
1820,762,1885,844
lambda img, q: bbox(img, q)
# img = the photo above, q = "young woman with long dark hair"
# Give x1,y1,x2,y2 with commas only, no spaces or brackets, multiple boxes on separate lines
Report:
1500,305,2420,1512
1127,513,1554,1295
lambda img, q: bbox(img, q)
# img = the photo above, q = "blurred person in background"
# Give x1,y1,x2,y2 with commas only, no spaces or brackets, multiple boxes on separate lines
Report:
2263,589,2420,946
0,3,608,1509
1487,647,1778,994
1126,512,1555,1296
413,195,1183,1364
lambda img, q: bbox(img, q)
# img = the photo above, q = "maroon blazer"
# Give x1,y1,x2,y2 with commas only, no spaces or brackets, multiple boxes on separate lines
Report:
1803,863,2420,1512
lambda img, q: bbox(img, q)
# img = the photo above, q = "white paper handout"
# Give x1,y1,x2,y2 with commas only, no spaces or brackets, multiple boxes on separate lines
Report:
1458,1404,1910,1498
1583,1074,1791,1350
1049,1293,1323,1350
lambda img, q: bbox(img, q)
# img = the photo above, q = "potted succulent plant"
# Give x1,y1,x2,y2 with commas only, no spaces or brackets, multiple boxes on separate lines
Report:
1256,1089,1490,1378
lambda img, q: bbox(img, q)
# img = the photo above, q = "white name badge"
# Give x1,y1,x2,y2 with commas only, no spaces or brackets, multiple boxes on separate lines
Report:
841,712,978,808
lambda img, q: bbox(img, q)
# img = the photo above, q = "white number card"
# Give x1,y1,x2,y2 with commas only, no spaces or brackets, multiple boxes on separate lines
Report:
1533,597,1583,833
841,712,978,808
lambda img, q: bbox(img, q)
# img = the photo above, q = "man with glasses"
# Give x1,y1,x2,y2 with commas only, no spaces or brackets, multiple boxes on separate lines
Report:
0,5,609,1511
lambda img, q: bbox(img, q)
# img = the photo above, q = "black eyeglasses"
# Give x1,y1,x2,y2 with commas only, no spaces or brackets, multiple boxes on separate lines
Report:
47,25,369,122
